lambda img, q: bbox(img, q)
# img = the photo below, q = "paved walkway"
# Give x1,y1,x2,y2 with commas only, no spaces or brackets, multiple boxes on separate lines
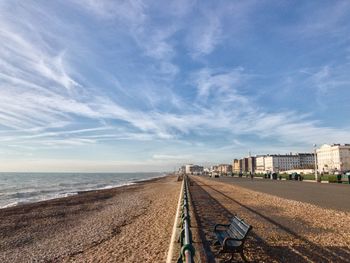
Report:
207,176,350,212
189,176,350,262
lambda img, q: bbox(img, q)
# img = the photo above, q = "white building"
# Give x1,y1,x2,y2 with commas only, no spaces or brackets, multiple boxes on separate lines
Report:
256,156,265,173
256,153,315,173
185,164,204,175
316,144,350,173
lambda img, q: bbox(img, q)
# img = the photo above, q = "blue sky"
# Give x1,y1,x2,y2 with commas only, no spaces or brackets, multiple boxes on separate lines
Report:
1,0,350,172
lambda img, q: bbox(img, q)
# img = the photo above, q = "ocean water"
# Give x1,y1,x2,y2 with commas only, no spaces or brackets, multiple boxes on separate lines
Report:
0,172,164,209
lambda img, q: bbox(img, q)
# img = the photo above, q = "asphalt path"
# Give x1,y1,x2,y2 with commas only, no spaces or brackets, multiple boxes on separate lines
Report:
204,176,350,212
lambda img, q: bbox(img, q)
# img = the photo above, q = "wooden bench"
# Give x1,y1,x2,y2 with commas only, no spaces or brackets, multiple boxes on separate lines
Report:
214,216,252,261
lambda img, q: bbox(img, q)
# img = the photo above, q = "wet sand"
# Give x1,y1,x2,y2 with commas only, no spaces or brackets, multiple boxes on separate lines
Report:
0,175,181,263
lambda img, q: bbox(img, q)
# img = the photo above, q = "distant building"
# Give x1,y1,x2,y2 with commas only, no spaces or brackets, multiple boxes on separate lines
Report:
241,158,249,173
238,157,256,173
185,164,204,175
239,159,243,172
247,157,256,174
203,167,210,175
232,159,241,173
256,153,315,173
185,164,192,174
256,156,265,173
316,144,350,173
264,155,298,172
217,164,232,175
178,166,186,174
210,165,218,173
299,153,315,169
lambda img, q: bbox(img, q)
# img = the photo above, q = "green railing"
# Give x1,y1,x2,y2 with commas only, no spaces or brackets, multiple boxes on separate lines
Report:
178,176,195,263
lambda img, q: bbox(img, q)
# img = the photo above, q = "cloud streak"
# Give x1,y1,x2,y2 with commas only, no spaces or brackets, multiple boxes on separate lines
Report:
0,1,349,171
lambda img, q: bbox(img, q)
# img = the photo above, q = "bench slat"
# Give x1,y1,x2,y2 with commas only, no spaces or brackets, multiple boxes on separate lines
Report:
232,217,250,232
229,221,248,238
227,228,243,239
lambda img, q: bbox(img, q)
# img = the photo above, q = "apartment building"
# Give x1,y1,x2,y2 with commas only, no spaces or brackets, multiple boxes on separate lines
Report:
233,157,256,173
241,158,249,173
316,144,350,173
247,157,256,173
257,153,315,173
299,153,315,168
256,156,265,173
217,164,232,174
232,159,241,173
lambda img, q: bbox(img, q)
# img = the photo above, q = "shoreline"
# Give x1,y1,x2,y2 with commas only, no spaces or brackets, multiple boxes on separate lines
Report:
0,172,169,210
0,175,181,262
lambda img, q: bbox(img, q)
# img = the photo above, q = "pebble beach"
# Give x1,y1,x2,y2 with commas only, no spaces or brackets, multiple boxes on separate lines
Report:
0,175,181,263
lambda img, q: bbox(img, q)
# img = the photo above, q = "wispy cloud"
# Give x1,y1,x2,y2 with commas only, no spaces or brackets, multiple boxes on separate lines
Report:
152,154,192,161
192,67,248,104
72,0,179,77
290,1,350,38
187,13,222,57
73,0,147,25
0,1,349,171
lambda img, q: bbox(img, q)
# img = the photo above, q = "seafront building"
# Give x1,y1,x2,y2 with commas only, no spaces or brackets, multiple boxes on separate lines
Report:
299,153,315,169
185,164,204,175
179,166,186,174
241,158,249,173
254,153,315,173
256,156,265,173
247,157,256,174
232,157,256,174
217,164,232,175
316,144,350,173
232,159,240,173
182,144,350,177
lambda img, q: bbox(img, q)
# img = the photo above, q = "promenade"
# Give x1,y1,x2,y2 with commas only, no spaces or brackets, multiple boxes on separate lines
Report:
189,175,350,262
208,176,350,212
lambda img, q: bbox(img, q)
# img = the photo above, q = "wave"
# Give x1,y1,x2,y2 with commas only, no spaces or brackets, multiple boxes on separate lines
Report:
0,173,168,209
0,192,78,209
1,201,26,208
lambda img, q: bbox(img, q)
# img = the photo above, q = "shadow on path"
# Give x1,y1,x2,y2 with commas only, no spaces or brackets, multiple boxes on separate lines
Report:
189,178,350,262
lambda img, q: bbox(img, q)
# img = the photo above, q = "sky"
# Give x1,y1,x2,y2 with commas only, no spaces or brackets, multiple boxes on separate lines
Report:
0,0,350,172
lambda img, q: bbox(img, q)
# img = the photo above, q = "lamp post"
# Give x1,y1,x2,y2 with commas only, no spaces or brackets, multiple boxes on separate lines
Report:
313,144,318,182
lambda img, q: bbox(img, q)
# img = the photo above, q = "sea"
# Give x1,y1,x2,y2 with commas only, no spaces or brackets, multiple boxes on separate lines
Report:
0,172,165,209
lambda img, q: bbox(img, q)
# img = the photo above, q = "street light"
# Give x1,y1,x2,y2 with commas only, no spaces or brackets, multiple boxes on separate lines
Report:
313,144,318,182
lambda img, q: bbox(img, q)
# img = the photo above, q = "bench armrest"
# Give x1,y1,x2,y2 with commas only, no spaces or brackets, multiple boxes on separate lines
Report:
214,223,230,232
